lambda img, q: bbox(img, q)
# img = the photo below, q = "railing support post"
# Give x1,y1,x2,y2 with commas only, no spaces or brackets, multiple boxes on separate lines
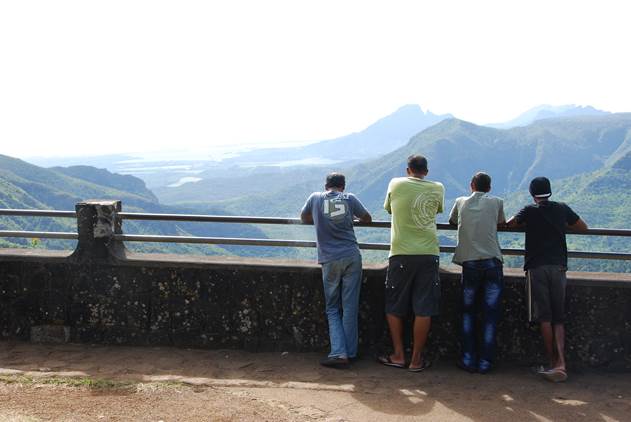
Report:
70,200,125,261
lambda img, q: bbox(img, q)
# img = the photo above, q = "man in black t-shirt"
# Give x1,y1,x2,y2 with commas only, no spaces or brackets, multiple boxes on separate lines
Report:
507,177,588,382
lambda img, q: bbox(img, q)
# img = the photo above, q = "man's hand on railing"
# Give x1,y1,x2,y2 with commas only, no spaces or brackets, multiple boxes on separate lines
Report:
568,218,589,233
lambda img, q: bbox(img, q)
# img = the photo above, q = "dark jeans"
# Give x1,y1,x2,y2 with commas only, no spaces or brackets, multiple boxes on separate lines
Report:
461,258,504,369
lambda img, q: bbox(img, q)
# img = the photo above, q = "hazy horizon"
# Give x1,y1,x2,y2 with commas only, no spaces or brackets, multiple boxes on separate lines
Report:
2,1,631,158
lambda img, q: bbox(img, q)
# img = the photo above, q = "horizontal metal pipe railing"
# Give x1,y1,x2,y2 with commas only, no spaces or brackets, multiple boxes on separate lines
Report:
0,230,78,240
1,208,631,260
0,209,77,218
116,234,631,260
118,212,631,237
2,208,631,237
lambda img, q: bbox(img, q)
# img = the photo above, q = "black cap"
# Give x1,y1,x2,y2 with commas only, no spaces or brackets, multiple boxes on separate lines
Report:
529,177,552,198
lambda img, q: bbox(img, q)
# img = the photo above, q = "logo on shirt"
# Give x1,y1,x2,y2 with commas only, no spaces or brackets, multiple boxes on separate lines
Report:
411,192,442,229
323,199,347,220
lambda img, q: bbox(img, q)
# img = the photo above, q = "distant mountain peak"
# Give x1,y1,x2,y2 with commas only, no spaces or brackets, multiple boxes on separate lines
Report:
222,104,454,164
488,104,610,129
422,117,490,134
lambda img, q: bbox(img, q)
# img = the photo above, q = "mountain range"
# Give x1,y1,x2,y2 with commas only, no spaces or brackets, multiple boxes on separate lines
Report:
158,113,631,270
488,104,610,129
168,113,631,215
2,106,631,271
0,155,274,257
220,105,452,165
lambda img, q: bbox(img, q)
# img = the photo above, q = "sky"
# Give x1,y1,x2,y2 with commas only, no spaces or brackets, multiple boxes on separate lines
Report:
1,0,630,159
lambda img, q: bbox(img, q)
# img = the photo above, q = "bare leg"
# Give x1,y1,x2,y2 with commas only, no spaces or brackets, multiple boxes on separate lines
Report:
409,316,431,368
552,324,566,370
386,314,406,365
540,322,556,368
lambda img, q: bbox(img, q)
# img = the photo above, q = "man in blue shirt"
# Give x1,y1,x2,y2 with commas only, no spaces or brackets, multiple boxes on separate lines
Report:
301,173,372,368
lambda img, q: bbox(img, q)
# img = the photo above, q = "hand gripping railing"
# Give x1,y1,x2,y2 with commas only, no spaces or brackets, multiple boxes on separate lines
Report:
1,207,631,260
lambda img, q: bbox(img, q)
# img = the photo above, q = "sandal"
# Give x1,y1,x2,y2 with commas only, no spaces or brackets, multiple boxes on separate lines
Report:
377,354,405,369
408,360,432,373
541,368,568,383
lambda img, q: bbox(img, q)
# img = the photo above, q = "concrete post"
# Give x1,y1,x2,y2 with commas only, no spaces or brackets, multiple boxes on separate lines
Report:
70,200,125,261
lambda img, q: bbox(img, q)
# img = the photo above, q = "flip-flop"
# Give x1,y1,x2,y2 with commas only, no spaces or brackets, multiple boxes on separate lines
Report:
408,360,432,373
541,368,568,383
377,355,405,369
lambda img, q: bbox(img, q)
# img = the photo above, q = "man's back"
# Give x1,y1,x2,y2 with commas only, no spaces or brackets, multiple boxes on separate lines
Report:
450,192,505,264
384,177,444,256
303,191,367,263
515,201,579,270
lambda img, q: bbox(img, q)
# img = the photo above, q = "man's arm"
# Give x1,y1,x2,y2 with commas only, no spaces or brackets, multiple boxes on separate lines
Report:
383,192,392,215
349,194,372,223
300,194,314,224
497,199,507,229
505,216,524,228
506,205,528,228
300,210,313,224
448,200,459,227
437,184,445,214
358,212,372,224
568,218,588,232
383,180,393,215
565,204,587,232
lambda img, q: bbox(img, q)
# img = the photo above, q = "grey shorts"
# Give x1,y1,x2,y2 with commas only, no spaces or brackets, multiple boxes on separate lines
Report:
526,265,567,323
385,255,441,317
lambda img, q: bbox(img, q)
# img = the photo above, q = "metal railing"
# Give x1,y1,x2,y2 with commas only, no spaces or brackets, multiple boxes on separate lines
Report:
0,209,78,240
1,208,631,260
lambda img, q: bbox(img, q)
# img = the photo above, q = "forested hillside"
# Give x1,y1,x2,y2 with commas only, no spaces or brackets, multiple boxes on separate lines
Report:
0,155,276,257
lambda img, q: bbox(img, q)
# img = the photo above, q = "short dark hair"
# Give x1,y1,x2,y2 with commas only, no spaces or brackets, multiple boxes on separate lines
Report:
325,172,346,189
407,155,428,173
471,172,491,192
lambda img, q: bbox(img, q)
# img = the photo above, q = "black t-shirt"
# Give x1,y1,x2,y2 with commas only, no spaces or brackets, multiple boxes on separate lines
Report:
514,201,580,270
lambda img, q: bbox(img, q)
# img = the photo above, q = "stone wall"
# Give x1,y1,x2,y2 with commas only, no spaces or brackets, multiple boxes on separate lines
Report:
1,201,630,370
1,249,630,370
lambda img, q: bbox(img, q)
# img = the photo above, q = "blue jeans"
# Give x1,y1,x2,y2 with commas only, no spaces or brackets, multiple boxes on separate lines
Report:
461,258,504,369
321,253,362,359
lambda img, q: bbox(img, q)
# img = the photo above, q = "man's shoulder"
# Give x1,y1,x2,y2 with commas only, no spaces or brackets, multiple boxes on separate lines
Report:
483,194,504,204
305,192,325,204
388,177,408,186
549,200,571,209
454,195,468,205
389,177,444,193
536,201,572,212
426,180,445,198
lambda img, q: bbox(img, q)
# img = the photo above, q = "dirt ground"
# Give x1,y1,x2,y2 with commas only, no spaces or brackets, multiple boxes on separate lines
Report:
1,341,630,422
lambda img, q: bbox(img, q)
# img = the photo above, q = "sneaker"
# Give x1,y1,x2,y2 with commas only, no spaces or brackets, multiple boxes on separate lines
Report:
478,361,493,374
457,360,477,373
320,356,350,369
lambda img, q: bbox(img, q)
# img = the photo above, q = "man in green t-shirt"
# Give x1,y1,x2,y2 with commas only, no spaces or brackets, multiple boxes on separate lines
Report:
378,155,444,372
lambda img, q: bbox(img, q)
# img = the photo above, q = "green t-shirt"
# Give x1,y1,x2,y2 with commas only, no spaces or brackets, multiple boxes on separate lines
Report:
384,177,445,257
